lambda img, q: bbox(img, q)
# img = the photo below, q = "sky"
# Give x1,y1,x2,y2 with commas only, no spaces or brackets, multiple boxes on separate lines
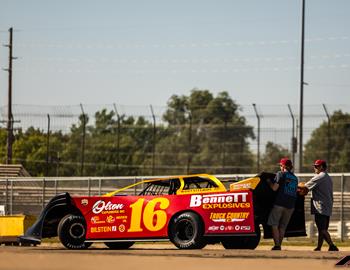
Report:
0,0,349,110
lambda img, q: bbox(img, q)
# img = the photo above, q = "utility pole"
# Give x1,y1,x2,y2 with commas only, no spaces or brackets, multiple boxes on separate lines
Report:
4,27,15,164
299,0,306,172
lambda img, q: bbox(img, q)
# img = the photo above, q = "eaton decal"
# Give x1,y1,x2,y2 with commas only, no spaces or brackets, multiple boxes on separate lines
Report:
92,200,124,214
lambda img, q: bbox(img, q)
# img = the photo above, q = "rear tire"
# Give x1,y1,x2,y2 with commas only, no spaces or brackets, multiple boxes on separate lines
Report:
168,212,207,249
57,214,91,249
221,224,261,249
104,242,134,249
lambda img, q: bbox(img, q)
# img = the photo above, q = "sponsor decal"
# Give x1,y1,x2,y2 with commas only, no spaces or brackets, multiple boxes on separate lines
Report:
231,183,252,190
180,188,217,194
190,193,249,209
208,225,220,231
220,225,225,231
90,226,117,233
91,216,105,224
116,215,128,220
106,215,116,224
118,224,126,232
209,212,249,222
92,200,124,214
81,199,88,206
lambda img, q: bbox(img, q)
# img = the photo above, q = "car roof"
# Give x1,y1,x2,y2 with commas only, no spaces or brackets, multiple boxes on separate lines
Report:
103,173,223,197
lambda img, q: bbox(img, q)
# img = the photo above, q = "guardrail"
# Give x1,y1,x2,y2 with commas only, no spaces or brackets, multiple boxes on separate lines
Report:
1,173,350,240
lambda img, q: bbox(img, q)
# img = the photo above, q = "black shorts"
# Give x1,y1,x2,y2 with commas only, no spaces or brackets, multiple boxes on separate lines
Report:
315,213,330,231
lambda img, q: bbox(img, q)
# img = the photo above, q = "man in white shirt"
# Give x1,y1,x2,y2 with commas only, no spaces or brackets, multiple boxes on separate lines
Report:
305,159,338,251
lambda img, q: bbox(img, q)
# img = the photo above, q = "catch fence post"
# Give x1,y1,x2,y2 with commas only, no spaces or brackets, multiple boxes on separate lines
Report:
10,180,13,215
54,179,58,195
42,178,46,210
340,174,344,241
252,104,260,173
88,178,91,196
5,178,9,215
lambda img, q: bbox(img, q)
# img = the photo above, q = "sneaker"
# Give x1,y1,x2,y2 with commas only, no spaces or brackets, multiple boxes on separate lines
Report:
313,247,321,251
328,245,339,251
271,246,281,250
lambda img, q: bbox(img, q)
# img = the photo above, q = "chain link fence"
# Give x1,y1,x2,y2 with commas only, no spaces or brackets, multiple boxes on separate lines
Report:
1,103,350,176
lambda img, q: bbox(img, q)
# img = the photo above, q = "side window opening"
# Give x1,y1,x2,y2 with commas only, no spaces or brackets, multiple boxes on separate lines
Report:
182,176,218,190
139,179,181,196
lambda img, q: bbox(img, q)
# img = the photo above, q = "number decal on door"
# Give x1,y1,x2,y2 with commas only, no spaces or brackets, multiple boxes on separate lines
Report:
128,197,170,232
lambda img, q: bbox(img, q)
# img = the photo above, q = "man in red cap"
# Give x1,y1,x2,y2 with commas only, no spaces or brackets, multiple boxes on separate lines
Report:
305,160,338,251
267,157,299,250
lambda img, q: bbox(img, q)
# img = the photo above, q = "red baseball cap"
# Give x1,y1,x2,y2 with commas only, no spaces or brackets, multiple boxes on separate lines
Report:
314,159,327,167
279,157,292,166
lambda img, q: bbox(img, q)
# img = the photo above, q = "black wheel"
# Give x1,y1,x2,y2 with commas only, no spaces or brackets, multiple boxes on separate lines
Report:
104,242,134,249
168,212,206,249
221,224,261,249
57,214,91,249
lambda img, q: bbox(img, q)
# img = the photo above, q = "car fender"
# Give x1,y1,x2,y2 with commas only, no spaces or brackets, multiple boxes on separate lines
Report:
20,192,82,244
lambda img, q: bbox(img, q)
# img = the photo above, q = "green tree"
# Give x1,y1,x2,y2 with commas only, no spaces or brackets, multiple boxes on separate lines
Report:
260,141,290,172
0,128,7,164
155,89,255,174
59,109,156,177
304,110,350,172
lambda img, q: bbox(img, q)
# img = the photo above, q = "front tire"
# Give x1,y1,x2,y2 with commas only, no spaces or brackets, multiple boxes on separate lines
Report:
104,242,134,249
168,212,206,249
57,214,90,249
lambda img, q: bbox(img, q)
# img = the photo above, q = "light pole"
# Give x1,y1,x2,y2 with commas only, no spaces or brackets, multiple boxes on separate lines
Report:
299,0,306,172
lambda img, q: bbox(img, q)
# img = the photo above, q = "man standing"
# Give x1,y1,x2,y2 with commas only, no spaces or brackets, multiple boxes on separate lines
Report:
267,158,298,250
305,159,339,251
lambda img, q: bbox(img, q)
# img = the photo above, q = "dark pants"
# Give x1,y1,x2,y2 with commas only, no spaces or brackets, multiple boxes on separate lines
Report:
315,213,330,231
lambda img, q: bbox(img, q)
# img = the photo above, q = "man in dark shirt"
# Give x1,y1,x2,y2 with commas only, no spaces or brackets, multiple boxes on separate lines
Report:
267,158,298,250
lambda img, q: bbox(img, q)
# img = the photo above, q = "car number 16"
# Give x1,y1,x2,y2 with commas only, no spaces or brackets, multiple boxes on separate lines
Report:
128,197,170,232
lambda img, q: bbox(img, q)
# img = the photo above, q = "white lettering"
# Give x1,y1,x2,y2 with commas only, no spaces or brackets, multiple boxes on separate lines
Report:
190,193,248,208
189,195,202,207
92,200,124,214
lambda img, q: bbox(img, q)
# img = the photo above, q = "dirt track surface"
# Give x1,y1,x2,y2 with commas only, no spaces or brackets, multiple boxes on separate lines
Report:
0,244,348,270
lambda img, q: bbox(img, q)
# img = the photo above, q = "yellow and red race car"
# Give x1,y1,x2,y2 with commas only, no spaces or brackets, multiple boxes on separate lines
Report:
21,173,306,249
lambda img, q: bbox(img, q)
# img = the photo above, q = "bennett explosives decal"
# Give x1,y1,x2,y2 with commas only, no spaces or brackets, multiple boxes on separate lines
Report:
190,192,249,209
92,200,124,214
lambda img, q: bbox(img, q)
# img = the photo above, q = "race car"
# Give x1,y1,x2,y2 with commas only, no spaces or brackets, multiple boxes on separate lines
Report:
20,172,306,249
